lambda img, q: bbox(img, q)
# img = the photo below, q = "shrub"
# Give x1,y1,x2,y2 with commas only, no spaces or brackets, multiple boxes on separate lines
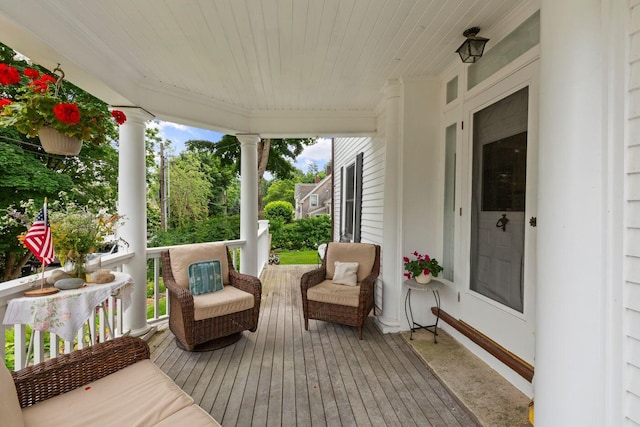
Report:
264,201,294,223
271,215,331,251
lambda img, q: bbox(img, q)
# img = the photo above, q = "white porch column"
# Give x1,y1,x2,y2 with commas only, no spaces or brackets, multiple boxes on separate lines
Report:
116,107,154,337
376,80,402,332
237,134,259,276
537,1,616,424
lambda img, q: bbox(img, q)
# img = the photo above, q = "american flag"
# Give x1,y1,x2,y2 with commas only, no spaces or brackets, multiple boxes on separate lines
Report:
23,203,54,266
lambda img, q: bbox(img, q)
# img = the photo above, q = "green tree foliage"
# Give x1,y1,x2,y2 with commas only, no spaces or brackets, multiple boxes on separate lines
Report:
186,136,316,213
263,179,297,206
264,201,294,224
167,151,212,228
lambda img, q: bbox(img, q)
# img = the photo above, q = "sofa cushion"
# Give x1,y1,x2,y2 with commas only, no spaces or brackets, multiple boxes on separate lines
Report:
193,285,255,321
155,404,221,426
170,242,230,290
332,261,359,286
22,360,193,427
325,243,375,282
188,260,224,295
307,279,361,307
0,362,25,427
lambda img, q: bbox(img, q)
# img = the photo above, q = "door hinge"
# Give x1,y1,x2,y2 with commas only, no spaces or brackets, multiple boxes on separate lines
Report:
458,291,460,302
461,121,464,130
459,207,462,216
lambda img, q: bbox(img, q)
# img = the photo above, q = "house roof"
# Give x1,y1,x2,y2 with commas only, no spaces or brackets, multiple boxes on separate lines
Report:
0,0,528,136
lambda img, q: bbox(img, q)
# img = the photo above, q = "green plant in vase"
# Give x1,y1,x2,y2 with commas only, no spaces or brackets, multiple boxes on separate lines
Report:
49,203,124,278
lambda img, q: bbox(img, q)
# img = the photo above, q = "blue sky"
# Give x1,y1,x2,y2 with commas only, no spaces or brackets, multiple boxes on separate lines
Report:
148,120,331,174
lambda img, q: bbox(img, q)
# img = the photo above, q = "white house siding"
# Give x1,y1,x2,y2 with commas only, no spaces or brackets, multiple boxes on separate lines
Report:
627,1,640,423
333,136,385,311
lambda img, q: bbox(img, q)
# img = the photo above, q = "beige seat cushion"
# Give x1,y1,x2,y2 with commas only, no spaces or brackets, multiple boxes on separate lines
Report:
325,243,375,282
169,242,230,289
22,360,193,427
193,285,255,321
155,404,221,426
0,362,25,427
307,279,361,307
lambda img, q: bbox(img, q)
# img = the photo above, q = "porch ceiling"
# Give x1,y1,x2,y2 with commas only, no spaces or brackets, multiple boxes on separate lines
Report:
0,0,524,136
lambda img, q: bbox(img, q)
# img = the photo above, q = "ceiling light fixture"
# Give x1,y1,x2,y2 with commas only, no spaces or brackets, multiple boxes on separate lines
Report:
455,27,489,63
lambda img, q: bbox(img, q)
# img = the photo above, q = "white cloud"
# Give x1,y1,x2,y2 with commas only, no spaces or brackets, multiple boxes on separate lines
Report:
298,138,331,162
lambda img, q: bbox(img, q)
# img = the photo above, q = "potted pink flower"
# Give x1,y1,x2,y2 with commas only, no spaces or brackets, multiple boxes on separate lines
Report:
403,251,443,284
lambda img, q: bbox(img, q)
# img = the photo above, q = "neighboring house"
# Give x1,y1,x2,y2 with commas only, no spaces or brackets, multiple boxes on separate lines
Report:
294,175,332,219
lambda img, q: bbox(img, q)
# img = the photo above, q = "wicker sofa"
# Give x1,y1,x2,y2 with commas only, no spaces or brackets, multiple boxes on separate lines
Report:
1,336,220,427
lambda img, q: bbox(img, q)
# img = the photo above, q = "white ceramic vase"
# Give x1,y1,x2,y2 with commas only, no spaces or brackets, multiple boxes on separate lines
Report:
415,272,432,284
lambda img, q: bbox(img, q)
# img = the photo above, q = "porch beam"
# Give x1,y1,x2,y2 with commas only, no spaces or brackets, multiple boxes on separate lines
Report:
237,134,260,276
116,106,154,337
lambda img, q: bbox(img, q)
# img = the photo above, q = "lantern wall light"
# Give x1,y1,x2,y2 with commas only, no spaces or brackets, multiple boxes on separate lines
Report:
455,27,489,63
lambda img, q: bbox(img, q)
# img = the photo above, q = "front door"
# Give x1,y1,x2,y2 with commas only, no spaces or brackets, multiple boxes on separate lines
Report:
462,72,537,364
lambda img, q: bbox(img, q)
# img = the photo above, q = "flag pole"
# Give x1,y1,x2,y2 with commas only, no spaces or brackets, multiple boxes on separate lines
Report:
24,197,59,297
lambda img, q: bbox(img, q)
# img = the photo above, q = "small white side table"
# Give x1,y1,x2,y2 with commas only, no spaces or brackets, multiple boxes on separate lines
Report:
404,278,445,343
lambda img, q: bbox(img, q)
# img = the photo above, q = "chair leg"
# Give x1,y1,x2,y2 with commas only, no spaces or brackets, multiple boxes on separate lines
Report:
304,318,309,331
358,327,363,340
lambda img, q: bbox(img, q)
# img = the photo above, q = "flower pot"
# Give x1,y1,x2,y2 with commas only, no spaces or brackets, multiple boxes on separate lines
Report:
415,272,432,284
38,126,82,155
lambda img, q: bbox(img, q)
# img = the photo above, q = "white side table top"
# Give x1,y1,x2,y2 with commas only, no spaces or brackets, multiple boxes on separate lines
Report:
404,278,445,291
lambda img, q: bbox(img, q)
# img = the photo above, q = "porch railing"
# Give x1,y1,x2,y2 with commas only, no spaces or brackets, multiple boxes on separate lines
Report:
2,225,270,370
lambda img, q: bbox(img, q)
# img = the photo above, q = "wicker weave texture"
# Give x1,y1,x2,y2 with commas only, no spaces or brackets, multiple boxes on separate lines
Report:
301,244,380,339
161,247,262,351
11,336,150,408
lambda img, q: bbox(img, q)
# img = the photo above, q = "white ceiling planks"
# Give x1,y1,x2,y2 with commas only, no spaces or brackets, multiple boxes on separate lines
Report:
0,0,529,134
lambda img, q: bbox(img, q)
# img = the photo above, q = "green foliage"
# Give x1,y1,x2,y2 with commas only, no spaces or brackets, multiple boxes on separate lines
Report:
271,215,331,251
146,298,167,319
264,201,294,223
168,152,213,228
150,214,240,247
263,179,296,206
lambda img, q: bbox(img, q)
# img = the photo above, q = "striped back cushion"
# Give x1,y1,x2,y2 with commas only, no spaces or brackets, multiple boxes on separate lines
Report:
188,260,224,295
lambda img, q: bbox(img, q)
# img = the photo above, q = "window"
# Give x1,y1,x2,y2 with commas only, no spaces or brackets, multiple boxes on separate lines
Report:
310,194,319,207
341,152,364,242
344,164,355,238
442,124,457,281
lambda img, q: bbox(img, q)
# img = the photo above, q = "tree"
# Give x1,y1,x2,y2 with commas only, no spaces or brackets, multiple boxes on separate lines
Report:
186,136,316,214
167,151,212,228
263,179,297,206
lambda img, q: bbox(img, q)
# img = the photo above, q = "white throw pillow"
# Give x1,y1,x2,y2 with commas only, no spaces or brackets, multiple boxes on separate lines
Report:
332,261,359,286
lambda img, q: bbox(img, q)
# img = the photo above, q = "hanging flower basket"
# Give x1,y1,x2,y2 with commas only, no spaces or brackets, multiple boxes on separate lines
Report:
38,126,82,155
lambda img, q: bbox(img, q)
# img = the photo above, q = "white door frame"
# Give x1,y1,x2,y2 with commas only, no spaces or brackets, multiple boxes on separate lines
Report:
458,60,539,364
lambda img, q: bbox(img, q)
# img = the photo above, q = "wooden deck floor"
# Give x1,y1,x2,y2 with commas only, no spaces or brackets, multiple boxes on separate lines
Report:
148,265,478,427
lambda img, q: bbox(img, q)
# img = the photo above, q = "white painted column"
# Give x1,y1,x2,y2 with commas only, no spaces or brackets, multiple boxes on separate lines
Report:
237,134,259,276
376,80,403,333
116,107,154,337
537,1,608,424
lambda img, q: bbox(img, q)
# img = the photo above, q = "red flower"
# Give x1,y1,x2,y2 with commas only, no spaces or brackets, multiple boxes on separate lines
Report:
29,75,56,93
0,64,21,85
54,103,81,124
403,257,409,263
24,68,39,79
0,98,12,108
110,110,127,125
404,273,411,279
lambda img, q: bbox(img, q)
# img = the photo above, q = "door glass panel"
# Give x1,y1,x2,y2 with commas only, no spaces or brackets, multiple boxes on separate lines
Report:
470,88,528,312
442,124,456,281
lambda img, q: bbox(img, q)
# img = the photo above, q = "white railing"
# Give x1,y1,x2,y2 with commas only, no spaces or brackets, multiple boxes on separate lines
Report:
1,229,269,370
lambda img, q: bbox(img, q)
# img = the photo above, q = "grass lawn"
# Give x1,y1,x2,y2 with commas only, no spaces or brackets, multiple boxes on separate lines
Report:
277,250,319,265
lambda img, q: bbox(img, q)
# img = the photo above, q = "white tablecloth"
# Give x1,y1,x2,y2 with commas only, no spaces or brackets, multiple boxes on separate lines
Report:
3,272,133,341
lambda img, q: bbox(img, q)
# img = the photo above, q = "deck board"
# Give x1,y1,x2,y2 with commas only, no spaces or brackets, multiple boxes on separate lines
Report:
148,265,478,426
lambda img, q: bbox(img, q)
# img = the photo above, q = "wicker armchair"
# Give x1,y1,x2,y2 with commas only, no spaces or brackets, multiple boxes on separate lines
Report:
301,242,380,339
161,242,262,351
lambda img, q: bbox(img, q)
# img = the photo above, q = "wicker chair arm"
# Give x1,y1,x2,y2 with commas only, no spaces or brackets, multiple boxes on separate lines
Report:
229,270,262,302
300,267,326,292
12,336,150,408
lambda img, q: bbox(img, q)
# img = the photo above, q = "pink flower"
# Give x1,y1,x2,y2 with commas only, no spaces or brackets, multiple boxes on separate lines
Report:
403,256,409,262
